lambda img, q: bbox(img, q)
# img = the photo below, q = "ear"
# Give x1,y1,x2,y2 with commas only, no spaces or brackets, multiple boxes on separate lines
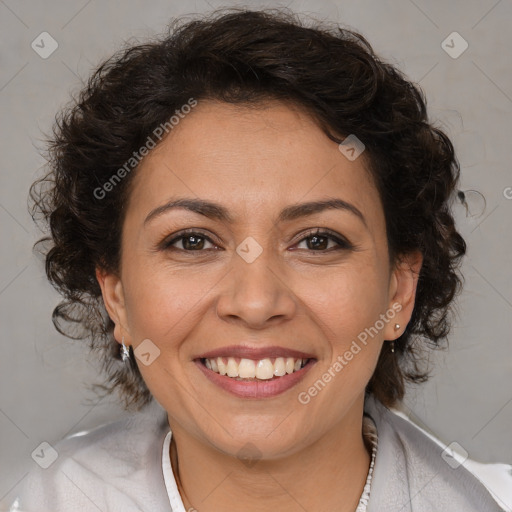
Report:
95,267,130,346
383,250,423,341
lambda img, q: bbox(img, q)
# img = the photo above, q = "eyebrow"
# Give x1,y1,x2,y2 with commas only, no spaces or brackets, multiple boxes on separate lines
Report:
144,197,367,227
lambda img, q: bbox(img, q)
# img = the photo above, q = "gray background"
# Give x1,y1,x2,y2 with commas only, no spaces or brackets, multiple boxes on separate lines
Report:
1,0,511,509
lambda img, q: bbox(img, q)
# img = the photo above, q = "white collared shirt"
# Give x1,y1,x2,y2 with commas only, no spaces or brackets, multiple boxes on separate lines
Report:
9,396,508,511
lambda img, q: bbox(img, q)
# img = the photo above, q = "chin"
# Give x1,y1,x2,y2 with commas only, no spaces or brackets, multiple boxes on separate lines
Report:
204,419,314,462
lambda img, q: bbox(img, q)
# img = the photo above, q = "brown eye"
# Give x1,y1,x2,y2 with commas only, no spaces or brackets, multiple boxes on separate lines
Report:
305,233,330,250
162,230,217,251
295,229,353,252
179,234,208,250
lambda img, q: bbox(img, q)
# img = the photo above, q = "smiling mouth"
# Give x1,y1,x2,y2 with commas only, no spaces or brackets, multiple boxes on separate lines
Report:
199,356,312,381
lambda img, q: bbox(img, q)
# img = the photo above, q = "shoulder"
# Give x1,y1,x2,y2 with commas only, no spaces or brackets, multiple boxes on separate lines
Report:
364,395,509,512
9,400,172,512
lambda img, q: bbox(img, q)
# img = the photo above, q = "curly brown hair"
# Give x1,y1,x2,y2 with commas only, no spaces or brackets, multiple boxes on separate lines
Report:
30,8,466,411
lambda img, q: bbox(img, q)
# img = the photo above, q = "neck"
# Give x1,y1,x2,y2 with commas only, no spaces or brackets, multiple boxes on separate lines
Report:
169,398,371,512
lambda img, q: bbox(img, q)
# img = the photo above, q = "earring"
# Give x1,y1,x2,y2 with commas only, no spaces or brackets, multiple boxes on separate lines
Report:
391,324,400,353
121,336,130,363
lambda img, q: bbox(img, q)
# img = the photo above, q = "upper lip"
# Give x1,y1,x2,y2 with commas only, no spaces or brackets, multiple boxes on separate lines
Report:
196,345,316,361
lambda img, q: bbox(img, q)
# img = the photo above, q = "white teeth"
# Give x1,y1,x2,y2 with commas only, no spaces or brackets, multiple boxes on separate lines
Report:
274,357,286,376
256,359,274,380
217,357,227,376
238,358,256,378
203,356,309,380
226,357,238,377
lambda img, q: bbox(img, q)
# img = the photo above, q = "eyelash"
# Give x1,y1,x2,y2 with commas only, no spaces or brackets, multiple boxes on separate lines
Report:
160,228,354,253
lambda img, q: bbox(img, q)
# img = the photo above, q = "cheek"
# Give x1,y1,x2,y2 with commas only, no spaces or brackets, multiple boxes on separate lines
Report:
301,261,390,345
121,259,203,347
120,263,208,404
292,266,388,421
121,257,230,376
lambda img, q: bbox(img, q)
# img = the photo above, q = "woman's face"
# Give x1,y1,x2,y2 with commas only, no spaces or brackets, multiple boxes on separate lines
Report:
98,100,420,459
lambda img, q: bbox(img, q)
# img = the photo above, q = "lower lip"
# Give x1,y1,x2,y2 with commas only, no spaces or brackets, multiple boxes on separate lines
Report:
195,359,316,399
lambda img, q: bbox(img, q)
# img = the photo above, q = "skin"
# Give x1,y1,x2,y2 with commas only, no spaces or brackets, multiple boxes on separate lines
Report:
97,100,422,512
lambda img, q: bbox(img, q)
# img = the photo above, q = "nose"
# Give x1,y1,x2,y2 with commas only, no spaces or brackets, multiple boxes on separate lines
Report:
215,249,297,329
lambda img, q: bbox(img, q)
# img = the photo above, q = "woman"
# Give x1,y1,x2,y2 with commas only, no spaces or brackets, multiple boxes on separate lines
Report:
10,8,507,512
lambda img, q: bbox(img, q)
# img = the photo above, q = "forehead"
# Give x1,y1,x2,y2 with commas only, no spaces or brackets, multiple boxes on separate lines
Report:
126,100,384,231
